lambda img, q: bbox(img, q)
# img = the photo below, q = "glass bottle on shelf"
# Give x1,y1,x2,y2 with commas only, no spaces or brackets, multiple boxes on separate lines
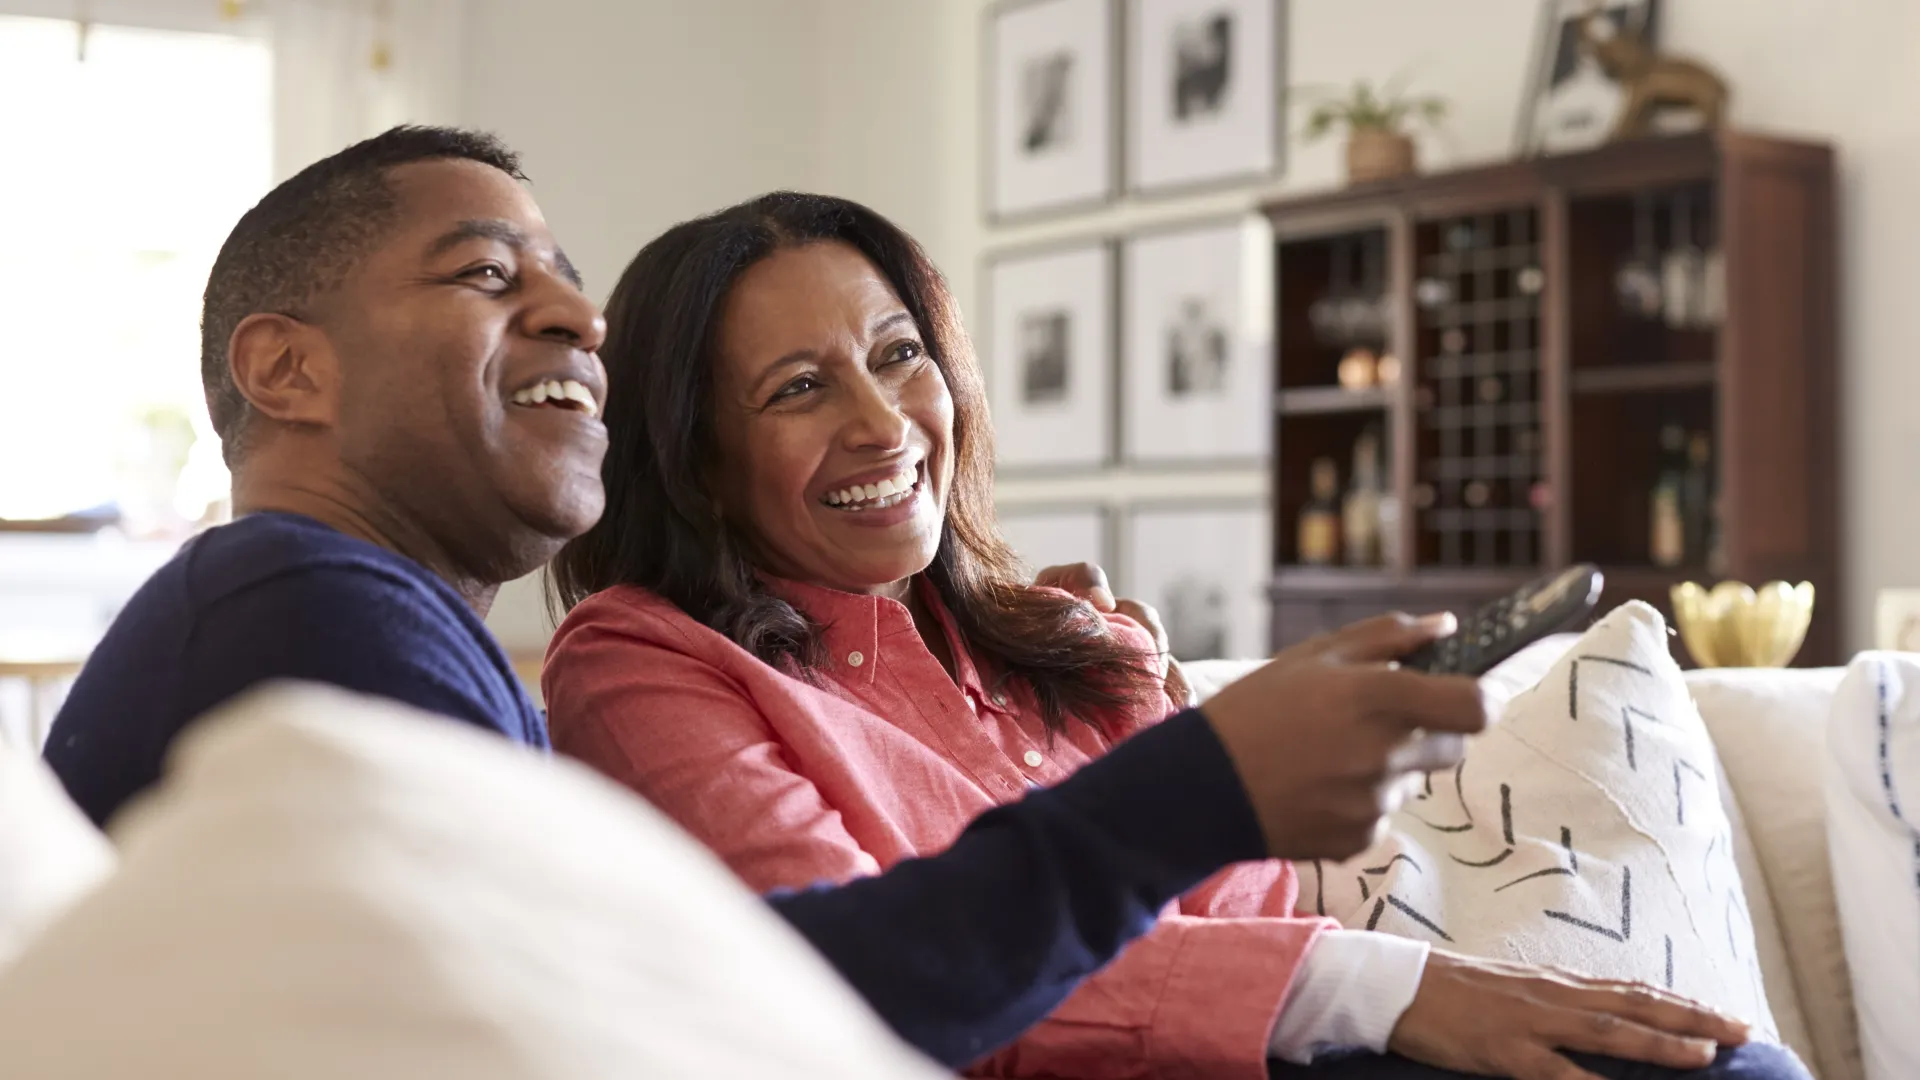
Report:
1297,457,1342,566
1650,424,1687,568
1343,426,1384,567
1683,431,1717,572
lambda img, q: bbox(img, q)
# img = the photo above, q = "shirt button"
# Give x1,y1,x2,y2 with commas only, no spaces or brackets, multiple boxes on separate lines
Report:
846,651,865,668
1022,750,1043,768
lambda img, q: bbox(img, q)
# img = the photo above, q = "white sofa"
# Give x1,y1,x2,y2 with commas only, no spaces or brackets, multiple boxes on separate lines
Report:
1183,659,1863,1080
0,666,1868,1079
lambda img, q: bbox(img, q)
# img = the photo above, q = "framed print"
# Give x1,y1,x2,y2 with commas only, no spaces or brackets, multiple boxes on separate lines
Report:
1120,216,1272,463
1126,0,1285,194
985,241,1116,471
1876,589,1920,652
985,0,1118,221
1515,0,1661,157
998,506,1108,575
1124,503,1270,661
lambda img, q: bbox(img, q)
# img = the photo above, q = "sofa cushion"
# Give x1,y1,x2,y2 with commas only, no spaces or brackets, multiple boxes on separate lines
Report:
0,733,113,968
1826,654,1920,1080
1687,665,1859,1080
0,683,943,1080
1301,603,1784,1039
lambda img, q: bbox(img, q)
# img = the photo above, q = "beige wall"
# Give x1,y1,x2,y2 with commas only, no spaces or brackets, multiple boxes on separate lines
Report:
473,0,1920,656
463,0,830,651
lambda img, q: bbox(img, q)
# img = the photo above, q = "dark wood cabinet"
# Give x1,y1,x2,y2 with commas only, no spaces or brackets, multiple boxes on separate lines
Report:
1263,131,1839,665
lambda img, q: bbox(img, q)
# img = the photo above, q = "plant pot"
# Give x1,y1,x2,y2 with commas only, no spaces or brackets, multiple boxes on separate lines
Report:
1345,129,1416,184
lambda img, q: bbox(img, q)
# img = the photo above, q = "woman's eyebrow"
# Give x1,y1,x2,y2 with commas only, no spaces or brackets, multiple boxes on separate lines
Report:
869,311,914,337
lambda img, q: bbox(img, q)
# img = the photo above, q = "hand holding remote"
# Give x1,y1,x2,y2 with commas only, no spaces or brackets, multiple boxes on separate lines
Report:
1199,612,1496,861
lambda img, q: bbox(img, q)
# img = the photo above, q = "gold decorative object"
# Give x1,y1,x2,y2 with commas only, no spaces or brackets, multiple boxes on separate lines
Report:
1669,580,1814,668
1580,5,1729,138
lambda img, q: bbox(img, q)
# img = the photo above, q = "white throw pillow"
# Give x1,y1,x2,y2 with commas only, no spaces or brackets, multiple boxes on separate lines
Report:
1826,654,1920,1080
0,735,113,967
1178,632,1578,710
0,683,944,1080
1300,602,1782,1039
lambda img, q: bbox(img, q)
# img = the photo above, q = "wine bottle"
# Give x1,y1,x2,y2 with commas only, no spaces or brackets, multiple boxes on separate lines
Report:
1343,427,1384,567
1298,458,1341,566
1682,431,1713,569
1649,425,1686,568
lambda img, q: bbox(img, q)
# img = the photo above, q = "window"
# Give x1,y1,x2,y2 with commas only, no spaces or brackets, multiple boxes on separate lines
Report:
0,13,270,536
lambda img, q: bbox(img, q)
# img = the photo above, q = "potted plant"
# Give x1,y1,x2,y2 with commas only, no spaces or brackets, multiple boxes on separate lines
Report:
1300,77,1447,185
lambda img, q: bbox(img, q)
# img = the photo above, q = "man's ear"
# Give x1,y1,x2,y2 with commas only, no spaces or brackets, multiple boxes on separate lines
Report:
227,313,339,426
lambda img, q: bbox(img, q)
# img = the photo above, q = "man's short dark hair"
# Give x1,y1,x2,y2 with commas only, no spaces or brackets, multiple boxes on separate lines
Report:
200,125,525,466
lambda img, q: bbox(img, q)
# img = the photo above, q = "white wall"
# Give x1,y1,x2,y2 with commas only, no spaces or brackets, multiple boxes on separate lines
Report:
471,0,1920,656
462,0,831,651
801,0,1920,656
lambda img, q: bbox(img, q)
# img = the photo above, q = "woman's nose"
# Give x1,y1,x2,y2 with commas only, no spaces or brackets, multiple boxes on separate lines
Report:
841,377,911,452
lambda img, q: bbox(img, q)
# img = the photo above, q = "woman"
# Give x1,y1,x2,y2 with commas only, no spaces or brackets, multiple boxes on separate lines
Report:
542,193,1803,1080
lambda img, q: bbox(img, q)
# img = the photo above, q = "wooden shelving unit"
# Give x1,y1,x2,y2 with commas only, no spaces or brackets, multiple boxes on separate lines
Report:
1262,130,1839,665
1276,386,1390,415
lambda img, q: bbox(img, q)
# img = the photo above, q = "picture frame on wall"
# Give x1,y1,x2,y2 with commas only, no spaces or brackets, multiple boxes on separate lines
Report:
1124,503,1270,661
998,505,1109,575
1126,0,1285,194
1514,0,1661,157
984,240,1116,471
985,0,1118,221
1120,216,1273,464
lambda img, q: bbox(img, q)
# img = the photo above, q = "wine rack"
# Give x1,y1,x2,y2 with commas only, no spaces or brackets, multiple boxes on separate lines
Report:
1413,208,1544,569
1264,130,1839,666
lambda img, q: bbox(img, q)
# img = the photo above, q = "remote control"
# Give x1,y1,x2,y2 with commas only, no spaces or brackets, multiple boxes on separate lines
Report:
1397,564,1605,676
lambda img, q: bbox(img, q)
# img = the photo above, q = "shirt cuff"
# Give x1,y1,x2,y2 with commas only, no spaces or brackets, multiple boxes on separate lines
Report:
1266,929,1430,1065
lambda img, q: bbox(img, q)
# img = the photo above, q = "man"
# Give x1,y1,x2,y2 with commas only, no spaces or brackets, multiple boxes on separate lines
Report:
42,127,1727,1076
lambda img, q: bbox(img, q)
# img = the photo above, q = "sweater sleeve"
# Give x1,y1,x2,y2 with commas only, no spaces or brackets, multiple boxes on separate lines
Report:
542,603,1333,1077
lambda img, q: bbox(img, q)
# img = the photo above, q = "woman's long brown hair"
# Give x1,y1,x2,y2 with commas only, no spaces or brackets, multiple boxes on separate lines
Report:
549,193,1158,733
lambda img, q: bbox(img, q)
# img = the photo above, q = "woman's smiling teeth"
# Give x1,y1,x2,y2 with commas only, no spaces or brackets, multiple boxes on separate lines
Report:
509,378,599,417
822,466,920,511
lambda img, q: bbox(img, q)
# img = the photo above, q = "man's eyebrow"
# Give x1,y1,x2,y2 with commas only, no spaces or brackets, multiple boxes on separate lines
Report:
424,219,528,260
426,219,582,287
555,248,583,289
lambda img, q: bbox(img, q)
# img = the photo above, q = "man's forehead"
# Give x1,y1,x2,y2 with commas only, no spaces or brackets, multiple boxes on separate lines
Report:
384,157,551,243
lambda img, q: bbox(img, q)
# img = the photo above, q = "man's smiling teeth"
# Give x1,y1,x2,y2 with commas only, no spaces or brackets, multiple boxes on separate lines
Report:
823,468,919,510
509,379,598,417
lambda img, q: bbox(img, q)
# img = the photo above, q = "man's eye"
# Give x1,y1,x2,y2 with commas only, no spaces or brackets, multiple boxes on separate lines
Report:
461,264,511,284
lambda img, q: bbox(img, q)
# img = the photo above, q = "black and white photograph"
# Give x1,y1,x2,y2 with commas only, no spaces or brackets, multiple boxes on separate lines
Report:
1166,296,1228,396
986,242,1114,470
998,507,1108,576
1171,11,1232,121
1128,0,1283,194
1515,0,1661,156
1122,218,1271,462
1020,50,1076,153
987,0,1115,219
1020,309,1072,404
1125,504,1269,661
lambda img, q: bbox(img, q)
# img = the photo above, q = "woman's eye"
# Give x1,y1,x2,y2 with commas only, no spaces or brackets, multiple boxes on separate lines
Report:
771,375,823,402
889,340,924,364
